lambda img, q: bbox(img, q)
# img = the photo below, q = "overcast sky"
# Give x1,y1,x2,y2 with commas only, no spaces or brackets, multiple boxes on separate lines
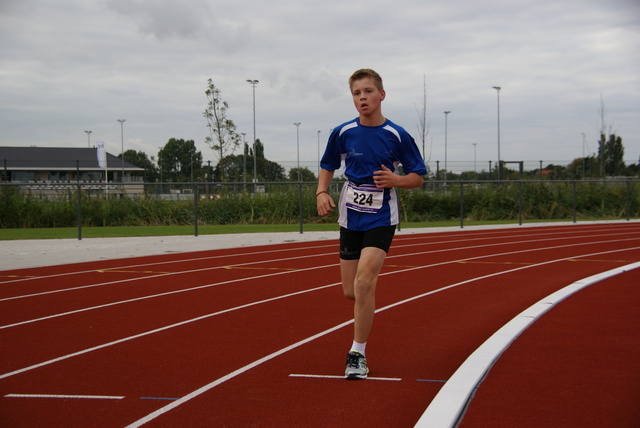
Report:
1,0,639,174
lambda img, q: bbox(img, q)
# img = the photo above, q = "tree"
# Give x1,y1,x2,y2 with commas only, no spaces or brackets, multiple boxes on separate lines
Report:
598,133,625,176
158,138,203,182
214,139,286,182
122,149,158,182
259,158,286,181
214,154,245,182
415,74,430,169
288,167,316,182
203,78,240,177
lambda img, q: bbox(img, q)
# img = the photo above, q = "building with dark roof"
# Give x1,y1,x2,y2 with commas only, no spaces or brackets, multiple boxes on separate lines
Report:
0,146,145,196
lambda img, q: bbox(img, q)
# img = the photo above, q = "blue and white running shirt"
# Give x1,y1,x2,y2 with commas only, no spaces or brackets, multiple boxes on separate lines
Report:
320,118,427,231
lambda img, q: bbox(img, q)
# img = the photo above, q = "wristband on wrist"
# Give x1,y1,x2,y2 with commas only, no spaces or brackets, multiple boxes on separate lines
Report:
315,190,329,198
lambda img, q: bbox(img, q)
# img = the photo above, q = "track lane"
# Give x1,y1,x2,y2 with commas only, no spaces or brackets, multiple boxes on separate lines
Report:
2,234,637,376
457,266,640,428
1,224,639,426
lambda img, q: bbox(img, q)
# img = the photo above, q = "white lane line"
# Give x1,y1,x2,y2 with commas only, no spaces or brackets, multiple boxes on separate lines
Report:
414,261,640,428
4,234,638,331
0,249,336,303
124,247,640,427
289,374,402,381
0,242,337,285
5,393,124,400
3,243,638,381
0,283,336,381
0,260,337,330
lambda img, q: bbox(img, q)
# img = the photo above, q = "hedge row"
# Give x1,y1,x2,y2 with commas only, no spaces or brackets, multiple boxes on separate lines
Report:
1,181,638,228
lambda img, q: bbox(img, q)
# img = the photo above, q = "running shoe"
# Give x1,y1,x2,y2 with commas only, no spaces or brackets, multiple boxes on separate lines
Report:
345,351,368,380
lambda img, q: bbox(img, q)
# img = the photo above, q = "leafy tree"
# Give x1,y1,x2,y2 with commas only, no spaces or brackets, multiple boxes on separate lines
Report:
288,167,316,181
214,139,286,182
214,154,245,182
121,149,158,182
203,78,240,177
252,139,265,159
259,157,286,181
598,133,625,176
158,138,203,182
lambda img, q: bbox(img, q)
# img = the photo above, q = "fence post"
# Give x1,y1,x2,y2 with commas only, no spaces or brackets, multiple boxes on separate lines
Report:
572,181,577,223
193,183,199,237
518,181,523,226
76,160,82,240
298,182,303,234
627,179,631,221
459,181,464,228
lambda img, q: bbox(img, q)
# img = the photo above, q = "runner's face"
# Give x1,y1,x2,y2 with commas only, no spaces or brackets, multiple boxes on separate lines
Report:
351,77,385,117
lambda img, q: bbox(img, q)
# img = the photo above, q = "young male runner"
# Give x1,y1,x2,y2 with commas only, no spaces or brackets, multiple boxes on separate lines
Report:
316,68,427,379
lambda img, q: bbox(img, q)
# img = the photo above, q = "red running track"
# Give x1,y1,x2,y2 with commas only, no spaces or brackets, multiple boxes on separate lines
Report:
1,223,639,427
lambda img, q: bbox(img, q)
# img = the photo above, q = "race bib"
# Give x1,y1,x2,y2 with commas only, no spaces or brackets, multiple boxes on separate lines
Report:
345,182,384,213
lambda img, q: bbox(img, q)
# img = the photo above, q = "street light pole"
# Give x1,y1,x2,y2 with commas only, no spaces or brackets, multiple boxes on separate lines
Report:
444,111,451,185
84,130,92,148
117,119,126,182
473,143,477,177
246,79,259,184
581,132,586,180
492,86,501,180
293,122,301,181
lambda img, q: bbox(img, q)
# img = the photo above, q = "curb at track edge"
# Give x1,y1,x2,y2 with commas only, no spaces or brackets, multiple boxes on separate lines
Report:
414,261,640,428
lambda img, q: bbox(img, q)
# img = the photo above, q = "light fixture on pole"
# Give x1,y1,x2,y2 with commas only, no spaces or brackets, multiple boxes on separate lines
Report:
84,130,92,148
293,122,301,181
246,79,259,184
444,111,451,185
492,86,501,180
117,119,126,182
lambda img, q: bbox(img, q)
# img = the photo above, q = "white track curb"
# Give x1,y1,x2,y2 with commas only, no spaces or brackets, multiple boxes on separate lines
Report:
414,261,640,428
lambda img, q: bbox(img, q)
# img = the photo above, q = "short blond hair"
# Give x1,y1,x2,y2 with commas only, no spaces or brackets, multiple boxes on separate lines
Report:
349,68,384,91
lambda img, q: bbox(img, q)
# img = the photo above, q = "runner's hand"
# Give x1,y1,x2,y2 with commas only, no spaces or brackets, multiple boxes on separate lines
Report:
317,192,335,216
373,165,395,188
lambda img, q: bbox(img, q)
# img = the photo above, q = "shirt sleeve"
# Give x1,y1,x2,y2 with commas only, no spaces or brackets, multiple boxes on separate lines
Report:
398,132,427,176
320,127,344,171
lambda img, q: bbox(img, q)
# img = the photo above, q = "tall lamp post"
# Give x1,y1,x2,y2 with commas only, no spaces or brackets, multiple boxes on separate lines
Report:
492,86,501,180
246,79,259,184
581,132,586,179
444,111,451,185
84,130,92,148
473,143,477,178
293,122,301,181
117,119,126,182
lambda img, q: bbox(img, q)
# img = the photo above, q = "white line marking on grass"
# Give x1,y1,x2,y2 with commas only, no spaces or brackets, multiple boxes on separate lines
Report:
124,247,640,427
5,393,124,400
414,261,640,428
288,374,402,381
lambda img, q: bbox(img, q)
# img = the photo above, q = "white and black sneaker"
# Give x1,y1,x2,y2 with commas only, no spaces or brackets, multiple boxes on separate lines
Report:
345,351,369,380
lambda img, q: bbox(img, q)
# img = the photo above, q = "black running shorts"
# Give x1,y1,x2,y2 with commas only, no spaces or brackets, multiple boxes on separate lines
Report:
339,226,396,260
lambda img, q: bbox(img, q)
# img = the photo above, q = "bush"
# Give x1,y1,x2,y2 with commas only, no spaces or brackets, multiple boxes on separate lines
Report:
1,180,638,228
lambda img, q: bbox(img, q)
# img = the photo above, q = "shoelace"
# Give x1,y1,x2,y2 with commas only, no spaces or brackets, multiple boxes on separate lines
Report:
346,353,364,368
